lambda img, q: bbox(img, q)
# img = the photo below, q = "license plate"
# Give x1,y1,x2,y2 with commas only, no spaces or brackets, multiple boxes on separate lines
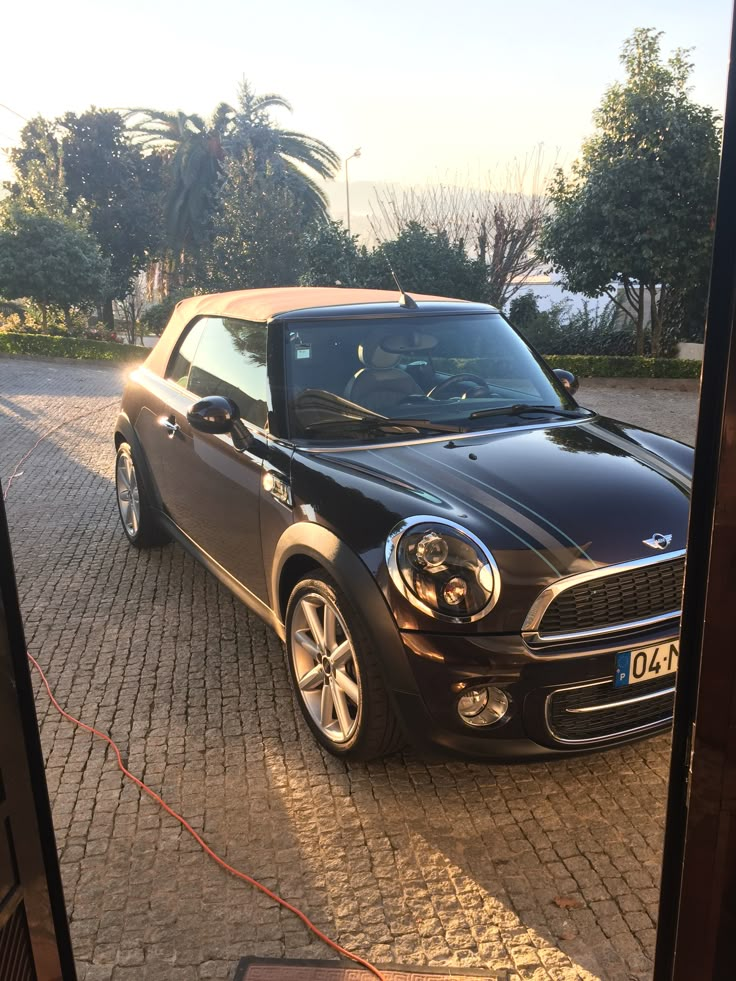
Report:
614,642,679,688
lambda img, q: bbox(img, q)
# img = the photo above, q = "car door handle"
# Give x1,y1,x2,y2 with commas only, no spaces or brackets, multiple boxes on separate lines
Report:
161,418,180,438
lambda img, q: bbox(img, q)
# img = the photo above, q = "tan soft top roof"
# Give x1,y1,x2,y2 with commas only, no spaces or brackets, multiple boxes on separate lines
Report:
142,287,483,377
173,286,468,323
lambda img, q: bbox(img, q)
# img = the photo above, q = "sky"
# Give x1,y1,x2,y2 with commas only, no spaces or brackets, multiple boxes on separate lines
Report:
1,0,733,220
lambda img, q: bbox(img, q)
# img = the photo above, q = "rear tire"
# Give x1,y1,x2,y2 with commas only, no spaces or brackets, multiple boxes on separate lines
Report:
115,443,167,548
285,572,404,760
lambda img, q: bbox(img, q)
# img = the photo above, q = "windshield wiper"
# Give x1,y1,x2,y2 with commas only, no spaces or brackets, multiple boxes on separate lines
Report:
305,416,466,436
469,403,590,420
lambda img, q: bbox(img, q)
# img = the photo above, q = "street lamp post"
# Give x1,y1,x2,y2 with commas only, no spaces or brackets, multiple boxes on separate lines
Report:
345,147,361,236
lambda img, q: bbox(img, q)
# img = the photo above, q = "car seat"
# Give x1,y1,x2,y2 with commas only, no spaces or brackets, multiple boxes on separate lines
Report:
343,334,425,412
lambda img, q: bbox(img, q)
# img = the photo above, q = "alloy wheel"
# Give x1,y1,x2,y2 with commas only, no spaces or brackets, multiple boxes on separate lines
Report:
290,592,362,743
116,452,141,538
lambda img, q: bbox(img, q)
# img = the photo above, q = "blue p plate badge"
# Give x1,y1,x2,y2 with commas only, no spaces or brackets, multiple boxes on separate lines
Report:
614,651,631,688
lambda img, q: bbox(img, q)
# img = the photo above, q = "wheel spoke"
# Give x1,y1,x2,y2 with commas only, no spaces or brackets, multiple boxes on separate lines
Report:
323,605,337,653
334,668,359,705
117,454,142,537
302,601,325,650
291,592,361,745
330,640,351,668
330,678,352,737
298,662,325,691
294,629,321,661
320,683,334,727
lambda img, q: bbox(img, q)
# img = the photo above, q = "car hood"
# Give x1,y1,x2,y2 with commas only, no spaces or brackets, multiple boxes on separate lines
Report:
320,415,691,581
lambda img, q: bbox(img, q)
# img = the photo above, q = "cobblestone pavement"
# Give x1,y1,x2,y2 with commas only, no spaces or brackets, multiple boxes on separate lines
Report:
0,359,699,981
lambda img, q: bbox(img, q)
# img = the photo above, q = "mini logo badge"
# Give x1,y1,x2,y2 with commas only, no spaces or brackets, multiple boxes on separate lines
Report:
643,532,673,550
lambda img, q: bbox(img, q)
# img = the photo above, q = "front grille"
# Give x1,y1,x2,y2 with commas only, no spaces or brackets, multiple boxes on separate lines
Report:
539,557,684,638
547,675,675,742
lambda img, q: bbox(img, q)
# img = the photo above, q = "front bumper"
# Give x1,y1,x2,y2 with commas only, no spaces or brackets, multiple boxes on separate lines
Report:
393,624,678,759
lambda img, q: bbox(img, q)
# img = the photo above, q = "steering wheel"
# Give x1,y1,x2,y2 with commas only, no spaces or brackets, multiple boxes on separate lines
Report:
427,373,491,400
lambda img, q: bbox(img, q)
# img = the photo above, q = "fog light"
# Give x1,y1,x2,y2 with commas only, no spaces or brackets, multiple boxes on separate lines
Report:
457,687,488,717
457,685,509,728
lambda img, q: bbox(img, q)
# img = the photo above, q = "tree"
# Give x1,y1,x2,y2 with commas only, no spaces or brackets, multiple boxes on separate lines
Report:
364,222,487,299
370,148,551,307
127,83,340,277
59,110,166,327
298,221,366,287
5,110,166,329
224,82,339,221
540,28,721,356
4,116,68,215
196,157,310,291
0,207,108,330
124,106,231,269
115,275,148,344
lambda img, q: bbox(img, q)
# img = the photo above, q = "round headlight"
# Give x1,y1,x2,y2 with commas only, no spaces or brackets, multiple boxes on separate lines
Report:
386,517,501,622
415,531,449,567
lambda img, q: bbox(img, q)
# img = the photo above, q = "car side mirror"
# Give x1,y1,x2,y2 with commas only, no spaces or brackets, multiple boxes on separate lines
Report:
553,368,579,396
187,396,240,434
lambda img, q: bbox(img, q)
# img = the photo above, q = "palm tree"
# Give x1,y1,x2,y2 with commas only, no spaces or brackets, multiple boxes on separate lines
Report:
224,83,340,221
126,86,340,273
125,107,231,265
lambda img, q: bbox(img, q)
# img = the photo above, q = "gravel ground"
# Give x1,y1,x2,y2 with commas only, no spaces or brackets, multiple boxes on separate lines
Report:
0,358,699,981
577,380,699,445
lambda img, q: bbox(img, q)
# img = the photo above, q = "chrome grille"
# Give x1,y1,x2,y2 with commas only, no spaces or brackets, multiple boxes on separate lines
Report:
533,555,684,642
547,676,675,743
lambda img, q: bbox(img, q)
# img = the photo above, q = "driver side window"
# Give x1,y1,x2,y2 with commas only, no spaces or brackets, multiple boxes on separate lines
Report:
169,316,270,429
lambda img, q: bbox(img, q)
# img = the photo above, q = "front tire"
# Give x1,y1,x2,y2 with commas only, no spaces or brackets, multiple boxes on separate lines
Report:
285,573,403,760
115,443,166,548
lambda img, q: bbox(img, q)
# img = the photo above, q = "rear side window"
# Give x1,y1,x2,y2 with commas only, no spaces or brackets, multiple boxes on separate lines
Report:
167,318,205,388
182,316,269,429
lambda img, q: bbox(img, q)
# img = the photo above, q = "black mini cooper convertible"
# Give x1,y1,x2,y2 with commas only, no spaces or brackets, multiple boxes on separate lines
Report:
115,287,690,760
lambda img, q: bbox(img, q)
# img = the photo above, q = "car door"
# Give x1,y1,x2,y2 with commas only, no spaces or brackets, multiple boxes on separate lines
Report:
153,315,274,601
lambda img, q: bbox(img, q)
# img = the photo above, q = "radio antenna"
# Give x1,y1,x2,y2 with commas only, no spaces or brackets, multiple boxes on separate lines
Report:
367,216,418,309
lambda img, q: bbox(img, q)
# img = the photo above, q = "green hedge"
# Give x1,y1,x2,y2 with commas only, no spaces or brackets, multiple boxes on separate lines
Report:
0,333,702,378
0,333,149,362
543,354,701,379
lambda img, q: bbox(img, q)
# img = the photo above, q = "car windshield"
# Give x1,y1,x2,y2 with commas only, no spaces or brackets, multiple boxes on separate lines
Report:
286,311,587,441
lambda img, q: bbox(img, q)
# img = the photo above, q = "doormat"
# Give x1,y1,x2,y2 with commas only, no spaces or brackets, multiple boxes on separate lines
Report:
233,958,507,981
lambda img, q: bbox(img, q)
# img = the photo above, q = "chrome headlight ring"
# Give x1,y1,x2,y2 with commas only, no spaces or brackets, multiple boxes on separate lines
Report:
385,515,501,623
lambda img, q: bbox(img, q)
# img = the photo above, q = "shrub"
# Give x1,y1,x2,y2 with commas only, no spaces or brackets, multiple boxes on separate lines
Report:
0,299,25,321
0,300,91,337
0,313,24,333
0,333,148,362
509,294,680,357
140,291,189,335
543,354,701,379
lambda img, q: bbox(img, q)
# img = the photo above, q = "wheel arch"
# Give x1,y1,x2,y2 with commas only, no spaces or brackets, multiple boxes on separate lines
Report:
278,554,323,623
273,522,416,694
114,411,162,509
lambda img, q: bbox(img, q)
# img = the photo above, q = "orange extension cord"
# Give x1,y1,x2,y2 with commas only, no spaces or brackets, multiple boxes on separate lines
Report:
5,405,386,981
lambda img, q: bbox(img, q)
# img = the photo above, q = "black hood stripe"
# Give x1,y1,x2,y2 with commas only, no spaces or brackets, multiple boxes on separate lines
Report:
580,423,691,492
366,450,563,577
406,446,596,571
